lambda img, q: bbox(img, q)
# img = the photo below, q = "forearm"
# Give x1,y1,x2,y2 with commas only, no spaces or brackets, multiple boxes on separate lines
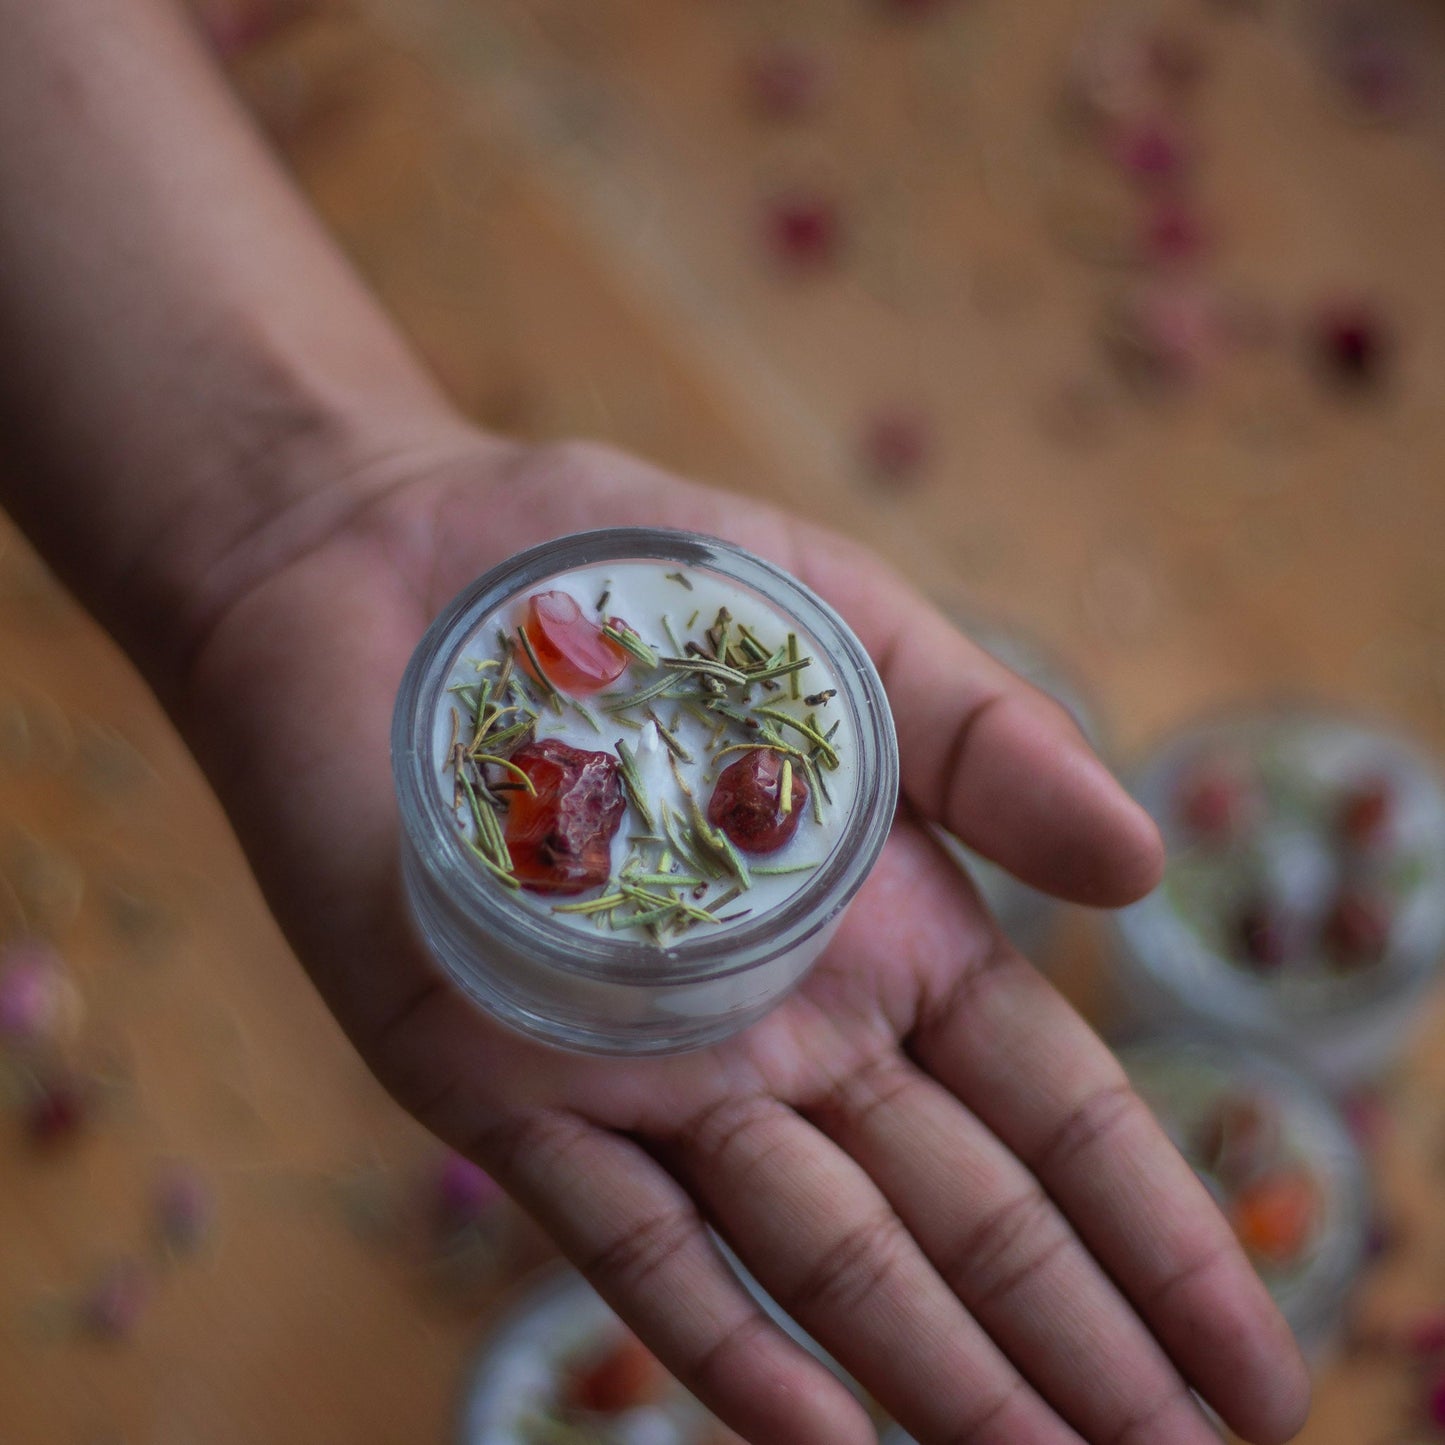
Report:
0,0,466,696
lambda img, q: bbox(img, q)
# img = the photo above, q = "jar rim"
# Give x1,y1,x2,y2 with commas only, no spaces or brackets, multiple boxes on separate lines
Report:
391,527,899,987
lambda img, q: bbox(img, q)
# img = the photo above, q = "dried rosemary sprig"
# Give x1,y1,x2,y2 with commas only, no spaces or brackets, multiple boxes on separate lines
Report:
754,706,840,769
614,738,656,833
460,773,513,875
514,624,563,714
600,621,660,670
448,578,848,937
644,708,693,764
660,655,750,687
601,673,681,714
472,753,538,794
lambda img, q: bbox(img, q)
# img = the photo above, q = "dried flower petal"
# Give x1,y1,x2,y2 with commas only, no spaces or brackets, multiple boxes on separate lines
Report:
82,1260,150,1341
1111,118,1192,187
0,939,68,1047
763,192,842,271
1141,200,1210,266
744,43,826,122
860,409,932,486
1312,302,1392,391
26,1073,89,1149
435,1152,504,1228
1405,1312,1445,1358
154,1165,216,1253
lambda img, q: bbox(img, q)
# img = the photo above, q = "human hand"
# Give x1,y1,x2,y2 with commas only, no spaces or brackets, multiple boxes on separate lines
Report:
171,434,1309,1445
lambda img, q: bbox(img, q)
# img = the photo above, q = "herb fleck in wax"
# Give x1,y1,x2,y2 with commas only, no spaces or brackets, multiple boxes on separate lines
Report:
442,563,852,944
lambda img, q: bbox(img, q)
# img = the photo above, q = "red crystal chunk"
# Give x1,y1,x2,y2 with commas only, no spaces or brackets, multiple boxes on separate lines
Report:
708,749,808,855
1337,776,1394,849
563,1333,666,1415
1323,887,1391,968
503,740,625,894
1234,897,1295,973
1177,758,1254,842
524,591,628,695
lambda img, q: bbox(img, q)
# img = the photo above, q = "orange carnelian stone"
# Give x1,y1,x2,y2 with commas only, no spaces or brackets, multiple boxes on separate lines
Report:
503,739,625,894
1230,1166,1319,1267
563,1332,667,1415
707,749,808,854
524,591,628,694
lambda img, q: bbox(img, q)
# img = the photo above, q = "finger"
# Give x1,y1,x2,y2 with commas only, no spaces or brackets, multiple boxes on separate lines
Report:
807,1051,1223,1445
901,927,1310,1443
445,451,1160,907
666,1091,1088,1445
782,526,1163,907
469,1107,876,1445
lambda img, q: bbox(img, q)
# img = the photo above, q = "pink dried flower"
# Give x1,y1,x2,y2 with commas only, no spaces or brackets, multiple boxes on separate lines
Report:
860,409,932,486
744,44,826,122
26,1073,88,1148
0,940,66,1047
1111,118,1191,188
1428,1373,1445,1430
1405,1312,1445,1357
435,1152,503,1228
1312,302,1392,390
1140,200,1209,266
154,1165,216,1253
82,1260,150,1341
763,193,842,270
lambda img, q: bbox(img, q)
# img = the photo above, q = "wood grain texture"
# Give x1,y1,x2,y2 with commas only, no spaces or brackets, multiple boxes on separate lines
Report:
3,1,1445,1441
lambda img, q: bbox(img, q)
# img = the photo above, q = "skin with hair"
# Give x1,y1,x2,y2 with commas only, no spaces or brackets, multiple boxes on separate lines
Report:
0,2,1310,1442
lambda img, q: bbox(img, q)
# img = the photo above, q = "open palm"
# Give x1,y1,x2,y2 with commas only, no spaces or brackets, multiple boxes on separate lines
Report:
176,436,1308,1445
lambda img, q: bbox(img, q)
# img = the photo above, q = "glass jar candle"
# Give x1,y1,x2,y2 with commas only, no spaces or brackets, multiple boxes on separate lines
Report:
1116,1032,1371,1359
458,1266,743,1444
392,528,898,1055
1111,708,1445,1087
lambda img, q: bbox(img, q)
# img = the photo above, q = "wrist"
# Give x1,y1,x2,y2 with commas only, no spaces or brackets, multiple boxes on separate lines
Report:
111,384,498,707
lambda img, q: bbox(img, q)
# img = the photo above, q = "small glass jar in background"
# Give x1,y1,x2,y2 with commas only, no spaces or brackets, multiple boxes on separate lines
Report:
1111,708,1445,1088
392,528,899,1057
1116,1032,1371,1360
931,611,1104,960
457,1265,737,1444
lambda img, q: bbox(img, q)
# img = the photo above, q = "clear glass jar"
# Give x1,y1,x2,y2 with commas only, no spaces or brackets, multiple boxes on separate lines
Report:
1111,707,1445,1087
392,528,898,1056
1115,1031,1371,1360
457,1265,733,1443
930,612,1103,960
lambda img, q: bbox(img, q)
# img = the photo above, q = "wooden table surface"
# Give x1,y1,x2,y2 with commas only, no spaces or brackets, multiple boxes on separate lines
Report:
4,0,1445,1441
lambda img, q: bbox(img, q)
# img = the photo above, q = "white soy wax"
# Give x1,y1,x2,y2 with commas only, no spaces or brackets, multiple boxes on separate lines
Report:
394,528,898,1054
434,560,858,941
